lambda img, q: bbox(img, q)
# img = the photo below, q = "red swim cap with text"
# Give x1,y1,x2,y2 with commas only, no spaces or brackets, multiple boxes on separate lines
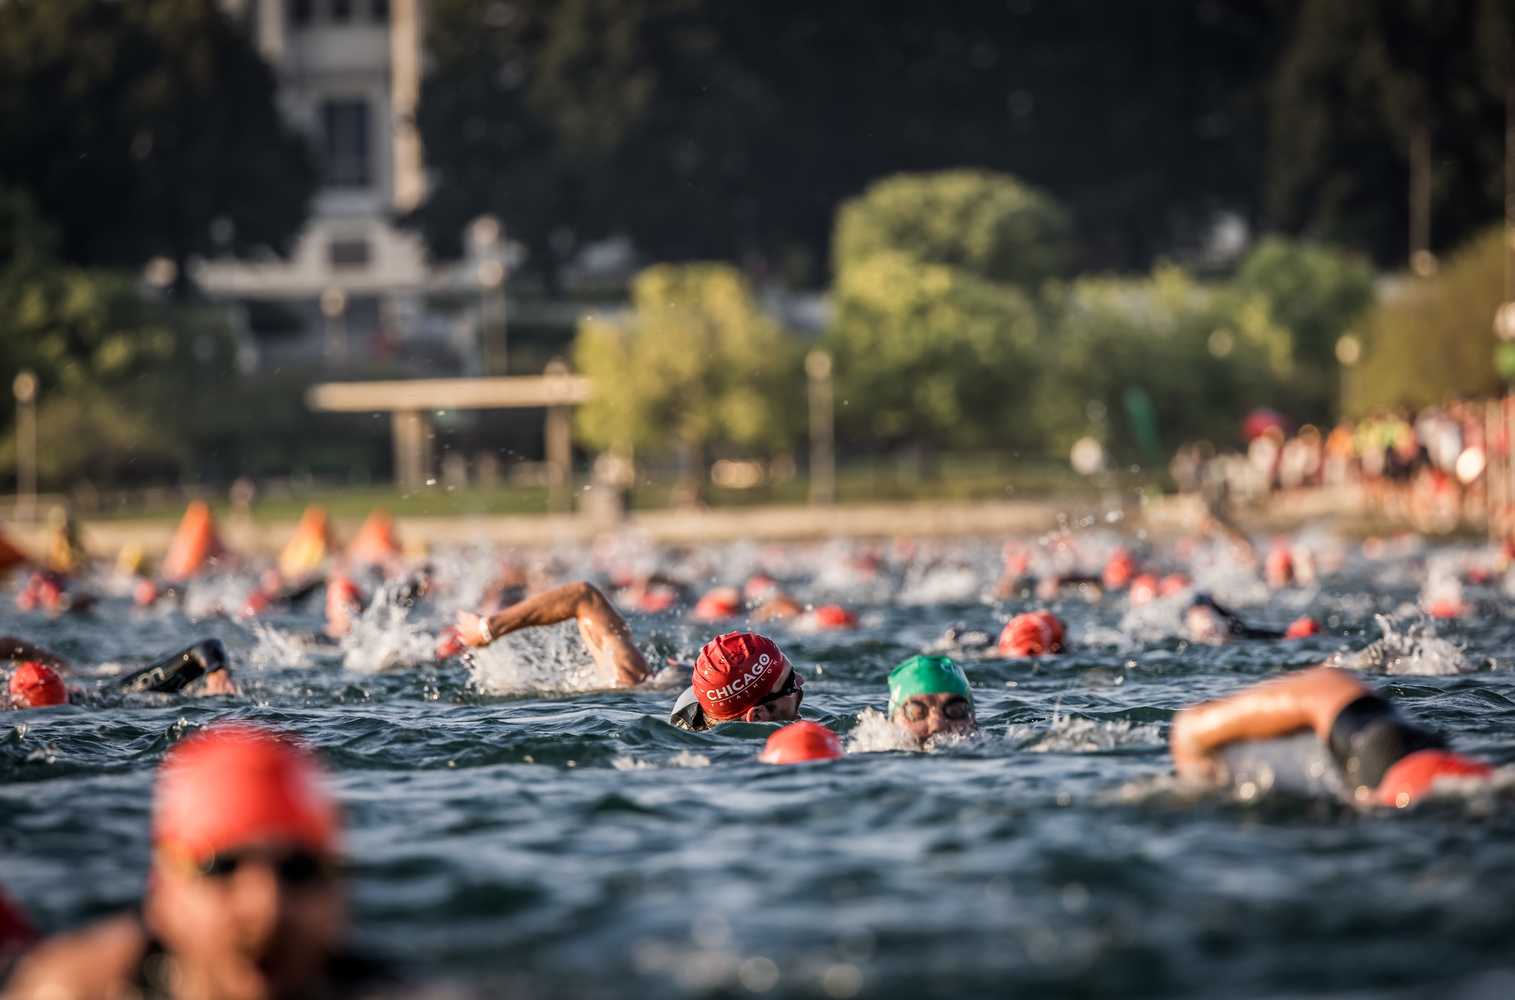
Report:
693,632,789,720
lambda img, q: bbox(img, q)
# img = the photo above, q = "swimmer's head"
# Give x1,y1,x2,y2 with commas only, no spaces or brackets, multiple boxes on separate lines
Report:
7,661,66,709
997,611,1062,658
148,724,344,1000
693,632,801,723
1375,749,1494,808
691,587,742,622
809,604,858,630
1103,549,1136,590
1185,594,1230,643
1284,616,1322,639
324,575,363,637
888,655,975,742
759,721,843,765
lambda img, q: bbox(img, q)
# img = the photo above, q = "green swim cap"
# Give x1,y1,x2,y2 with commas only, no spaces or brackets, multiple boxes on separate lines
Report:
887,655,972,715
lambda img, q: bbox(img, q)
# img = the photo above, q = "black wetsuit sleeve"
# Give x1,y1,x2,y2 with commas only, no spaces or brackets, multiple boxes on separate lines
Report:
1327,695,1445,791
116,639,228,694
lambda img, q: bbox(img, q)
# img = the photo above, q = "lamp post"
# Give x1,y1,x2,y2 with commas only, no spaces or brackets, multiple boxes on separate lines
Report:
13,370,37,523
806,349,835,505
320,286,348,366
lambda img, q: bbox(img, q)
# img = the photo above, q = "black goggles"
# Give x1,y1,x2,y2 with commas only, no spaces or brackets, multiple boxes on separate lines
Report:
755,669,803,710
193,848,336,888
901,695,973,722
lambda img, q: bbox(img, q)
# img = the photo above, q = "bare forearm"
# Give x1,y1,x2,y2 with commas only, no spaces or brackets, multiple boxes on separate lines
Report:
484,582,597,638
1172,668,1368,767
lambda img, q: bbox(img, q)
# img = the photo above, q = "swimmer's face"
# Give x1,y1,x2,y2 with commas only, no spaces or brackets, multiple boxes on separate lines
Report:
199,670,238,697
741,666,804,724
147,840,345,1000
893,693,976,743
1185,605,1226,644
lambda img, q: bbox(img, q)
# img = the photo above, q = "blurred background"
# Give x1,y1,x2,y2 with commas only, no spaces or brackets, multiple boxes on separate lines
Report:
0,0,1511,528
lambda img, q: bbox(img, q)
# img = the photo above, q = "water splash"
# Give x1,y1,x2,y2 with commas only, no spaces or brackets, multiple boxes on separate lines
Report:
1008,710,1163,753
243,620,313,671
339,590,436,674
467,620,604,695
1329,614,1471,676
843,707,920,753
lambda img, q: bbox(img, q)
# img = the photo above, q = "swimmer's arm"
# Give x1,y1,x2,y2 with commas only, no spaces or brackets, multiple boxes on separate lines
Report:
3,913,147,999
457,581,650,687
0,636,67,671
1170,668,1369,781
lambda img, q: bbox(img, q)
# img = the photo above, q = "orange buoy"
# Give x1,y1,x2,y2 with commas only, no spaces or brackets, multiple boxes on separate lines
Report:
279,505,334,580
161,501,226,582
347,510,402,568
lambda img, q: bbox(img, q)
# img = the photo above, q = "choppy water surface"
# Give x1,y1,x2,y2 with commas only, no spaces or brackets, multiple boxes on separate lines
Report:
5,533,1515,998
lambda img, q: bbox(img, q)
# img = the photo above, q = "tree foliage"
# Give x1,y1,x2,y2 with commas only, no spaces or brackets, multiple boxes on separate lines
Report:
1344,227,1505,416
1037,268,1292,456
826,251,1040,452
0,0,315,276
833,172,1070,292
1233,236,1376,418
573,264,800,457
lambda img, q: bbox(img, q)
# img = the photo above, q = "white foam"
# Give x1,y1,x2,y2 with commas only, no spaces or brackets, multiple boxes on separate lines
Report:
843,707,922,753
244,620,312,671
1008,710,1163,753
466,619,605,695
611,751,711,770
338,589,436,674
1329,614,1471,676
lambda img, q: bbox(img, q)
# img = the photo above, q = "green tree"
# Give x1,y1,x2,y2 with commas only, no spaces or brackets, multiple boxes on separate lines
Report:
0,0,315,284
833,171,1070,291
573,264,800,463
825,251,1040,452
1037,267,1291,457
1344,226,1505,415
1233,236,1376,418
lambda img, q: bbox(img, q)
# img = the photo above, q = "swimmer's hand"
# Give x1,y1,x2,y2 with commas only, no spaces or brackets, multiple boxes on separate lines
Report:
455,610,493,648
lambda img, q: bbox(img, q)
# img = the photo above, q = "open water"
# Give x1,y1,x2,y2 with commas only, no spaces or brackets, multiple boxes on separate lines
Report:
3,533,1515,998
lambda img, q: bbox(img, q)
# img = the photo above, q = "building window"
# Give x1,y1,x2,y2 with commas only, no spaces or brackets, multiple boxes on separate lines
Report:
320,99,371,189
371,0,389,21
289,0,313,26
331,0,352,21
329,237,372,269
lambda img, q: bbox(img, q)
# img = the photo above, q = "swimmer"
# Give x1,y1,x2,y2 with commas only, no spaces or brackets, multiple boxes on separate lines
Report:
115,639,237,696
997,611,1066,658
454,581,651,687
7,723,388,999
1170,667,1494,806
887,655,976,744
669,631,805,732
0,887,36,977
1184,593,1320,644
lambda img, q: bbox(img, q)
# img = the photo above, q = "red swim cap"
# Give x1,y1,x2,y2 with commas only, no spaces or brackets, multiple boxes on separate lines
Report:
693,631,789,720
8,661,66,709
1159,573,1190,597
810,604,858,630
154,724,339,863
1284,616,1322,639
759,721,843,765
1265,544,1294,588
1128,574,1160,605
1425,598,1465,620
1033,610,1066,651
1376,749,1494,808
998,613,1056,658
1103,550,1135,590
691,587,742,622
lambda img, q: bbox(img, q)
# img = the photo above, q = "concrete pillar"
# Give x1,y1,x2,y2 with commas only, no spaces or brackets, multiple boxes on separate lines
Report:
256,0,286,63
392,410,432,490
390,0,426,212
544,360,573,511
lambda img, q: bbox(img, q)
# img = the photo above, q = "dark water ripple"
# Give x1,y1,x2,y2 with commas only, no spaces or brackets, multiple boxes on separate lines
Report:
2,547,1515,997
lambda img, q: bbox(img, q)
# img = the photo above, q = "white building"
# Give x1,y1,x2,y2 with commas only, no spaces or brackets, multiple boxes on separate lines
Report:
201,0,482,372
